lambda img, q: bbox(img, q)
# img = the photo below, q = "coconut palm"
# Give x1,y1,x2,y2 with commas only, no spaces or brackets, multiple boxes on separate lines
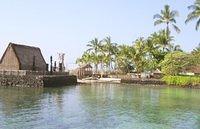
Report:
159,31,172,50
86,38,102,72
154,5,180,34
76,52,92,65
150,30,174,51
76,58,82,65
167,44,182,52
131,38,147,74
102,36,118,71
116,45,134,73
185,0,200,30
87,38,102,55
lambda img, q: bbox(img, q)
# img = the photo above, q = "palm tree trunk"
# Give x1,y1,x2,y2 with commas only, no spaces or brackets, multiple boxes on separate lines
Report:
101,61,103,78
165,23,170,52
166,23,170,41
95,64,98,73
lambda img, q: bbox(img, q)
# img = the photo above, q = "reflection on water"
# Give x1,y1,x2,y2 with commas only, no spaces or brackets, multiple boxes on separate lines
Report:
0,84,200,129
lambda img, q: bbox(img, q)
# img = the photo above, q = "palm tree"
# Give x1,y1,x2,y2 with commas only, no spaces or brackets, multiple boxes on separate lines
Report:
86,38,102,72
102,36,118,71
76,52,92,65
87,38,102,54
185,0,200,30
116,45,134,73
154,5,180,34
131,38,147,74
149,30,174,51
167,44,182,52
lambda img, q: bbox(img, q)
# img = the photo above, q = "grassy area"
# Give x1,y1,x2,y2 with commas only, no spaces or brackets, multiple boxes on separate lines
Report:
162,75,200,86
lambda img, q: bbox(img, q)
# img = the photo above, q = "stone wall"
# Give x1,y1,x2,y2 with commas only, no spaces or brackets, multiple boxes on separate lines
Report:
42,75,77,87
0,70,69,76
0,75,43,87
0,75,77,87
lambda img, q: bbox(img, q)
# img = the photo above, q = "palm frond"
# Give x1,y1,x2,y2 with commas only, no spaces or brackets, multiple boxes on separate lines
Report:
86,43,92,47
153,14,163,19
195,18,200,30
171,10,179,17
164,5,170,12
188,5,197,10
185,12,198,24
186,0,200,31
196,0,200,5
169,18,176,23
154,20,163,26
154,5,180,34
172,24,181,33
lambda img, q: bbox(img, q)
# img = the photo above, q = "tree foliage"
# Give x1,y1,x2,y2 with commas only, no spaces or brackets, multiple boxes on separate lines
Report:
185,0,200,30
77,31,182,74
76,4,199,77
154,5,180,34
160,51,199,75
160,52,188,75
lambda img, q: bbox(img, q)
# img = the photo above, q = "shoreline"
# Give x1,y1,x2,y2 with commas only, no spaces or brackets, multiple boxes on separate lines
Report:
78,78,121,84
78,78,200,89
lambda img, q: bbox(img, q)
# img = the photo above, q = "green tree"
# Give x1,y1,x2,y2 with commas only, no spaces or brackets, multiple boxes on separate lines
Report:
102,36,118,71
87,38,102,54
191,45,200,65
146,30,175,69
86,38,102,72
168,44,182,52
76,51,93,65
154,5,180,35
149,30,174,52
185,0,200,30
115,45,134,73
131,38,147,74
144,39,160,71
160,51,190,75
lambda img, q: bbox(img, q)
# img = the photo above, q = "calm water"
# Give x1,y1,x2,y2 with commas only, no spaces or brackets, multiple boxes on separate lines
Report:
0,84,200,129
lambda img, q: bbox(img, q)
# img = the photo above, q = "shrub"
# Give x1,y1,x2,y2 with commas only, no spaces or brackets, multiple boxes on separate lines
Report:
162,75,200,86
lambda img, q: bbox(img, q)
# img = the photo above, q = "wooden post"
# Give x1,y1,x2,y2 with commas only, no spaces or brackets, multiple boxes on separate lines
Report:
50,56,53,74
32,56,36,71
54,61,57,72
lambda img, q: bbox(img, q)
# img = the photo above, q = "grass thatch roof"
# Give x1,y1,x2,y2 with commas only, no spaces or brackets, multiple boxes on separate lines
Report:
186,65,200,74
1,43,46,71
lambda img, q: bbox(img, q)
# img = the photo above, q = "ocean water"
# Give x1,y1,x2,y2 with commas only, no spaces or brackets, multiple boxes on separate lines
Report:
0,83,200,129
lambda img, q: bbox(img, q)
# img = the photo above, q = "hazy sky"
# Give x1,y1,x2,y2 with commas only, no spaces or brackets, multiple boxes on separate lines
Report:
0,0,199,69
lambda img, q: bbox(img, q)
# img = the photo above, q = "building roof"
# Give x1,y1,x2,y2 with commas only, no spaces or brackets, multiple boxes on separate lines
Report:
0,43,46,70
79,64,92,69
153,69,162,74
186,65,200,74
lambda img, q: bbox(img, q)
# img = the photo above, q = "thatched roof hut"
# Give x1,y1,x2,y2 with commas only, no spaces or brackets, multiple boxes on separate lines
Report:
79,64,92,70
0,43,46,71
153,69,163,79
74,64,93,79
153,69,162,74
186,65,200,75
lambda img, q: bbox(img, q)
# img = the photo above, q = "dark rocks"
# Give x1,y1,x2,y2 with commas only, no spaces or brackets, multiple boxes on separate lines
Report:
121,78,165,85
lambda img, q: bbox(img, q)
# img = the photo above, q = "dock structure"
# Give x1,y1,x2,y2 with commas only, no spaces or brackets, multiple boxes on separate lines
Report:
0,43,77,87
